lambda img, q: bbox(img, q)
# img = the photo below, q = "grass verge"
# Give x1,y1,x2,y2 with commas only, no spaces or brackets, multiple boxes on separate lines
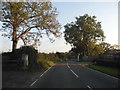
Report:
86,64,120,79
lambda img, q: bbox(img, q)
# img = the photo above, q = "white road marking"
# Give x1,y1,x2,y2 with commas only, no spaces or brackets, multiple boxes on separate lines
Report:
39,65,54,78
30,79,38,86
39,73,44,78
83,66,119,80
67,63,70,68
70,69,79,78
67,63,79,78
68,65,70,68
30,65,54,87
44,66,52,74
87,85,93,90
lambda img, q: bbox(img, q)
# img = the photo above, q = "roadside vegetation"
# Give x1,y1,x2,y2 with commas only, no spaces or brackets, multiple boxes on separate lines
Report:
86,64,120,79
85,49,120,79
2,46,69,72
37,52,69,70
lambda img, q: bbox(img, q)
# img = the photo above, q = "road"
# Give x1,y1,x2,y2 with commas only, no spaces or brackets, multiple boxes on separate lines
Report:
30,60,119,88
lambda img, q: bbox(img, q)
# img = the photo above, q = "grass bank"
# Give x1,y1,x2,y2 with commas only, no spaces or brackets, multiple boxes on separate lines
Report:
86,64,120,79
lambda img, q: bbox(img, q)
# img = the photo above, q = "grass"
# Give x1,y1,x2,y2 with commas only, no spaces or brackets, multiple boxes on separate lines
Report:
86,64,120,79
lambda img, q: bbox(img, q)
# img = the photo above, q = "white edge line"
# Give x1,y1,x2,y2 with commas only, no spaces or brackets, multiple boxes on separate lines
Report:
67,63,70,68
30,65,54,86
70,69,79,78
68,65,70,68
39,73,44,78
40,65,54,77
30,79,38,86
83,66,119,80
87,85,93,90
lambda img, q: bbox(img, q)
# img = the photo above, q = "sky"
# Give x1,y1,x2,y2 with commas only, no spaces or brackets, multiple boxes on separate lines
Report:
0,1,119,53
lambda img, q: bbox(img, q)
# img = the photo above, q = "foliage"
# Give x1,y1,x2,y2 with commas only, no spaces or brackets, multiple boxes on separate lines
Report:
87,42,104,56
87,64,119,78
99,42,119,53
37,52,68,63
1,2,61,51
36,52,69,69
56,52,68,61
99,42,112,52
37,57,55,69
70,42,104,56
3,47,69,71
64,14,105,56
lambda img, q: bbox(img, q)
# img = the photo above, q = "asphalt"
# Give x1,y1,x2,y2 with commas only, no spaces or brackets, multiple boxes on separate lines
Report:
30,60,119,88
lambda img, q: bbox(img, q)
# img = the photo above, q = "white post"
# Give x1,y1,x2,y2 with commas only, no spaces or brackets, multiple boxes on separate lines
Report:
22,54,29,69
77,54,79,62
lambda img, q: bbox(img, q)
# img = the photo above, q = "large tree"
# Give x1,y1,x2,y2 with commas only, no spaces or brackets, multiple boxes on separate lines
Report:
1,2,61,51
64,14,105,56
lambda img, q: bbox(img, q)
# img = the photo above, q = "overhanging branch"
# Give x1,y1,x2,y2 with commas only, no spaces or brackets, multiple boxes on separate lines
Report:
16,25,43,41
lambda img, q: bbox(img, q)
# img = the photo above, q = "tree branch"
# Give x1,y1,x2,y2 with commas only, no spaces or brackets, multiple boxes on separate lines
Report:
16,27,32,40
16,25,42,40
21,37,26,46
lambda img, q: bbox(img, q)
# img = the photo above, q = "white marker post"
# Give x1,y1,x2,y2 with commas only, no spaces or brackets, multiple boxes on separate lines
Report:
77,53,80,62
22,54,29,70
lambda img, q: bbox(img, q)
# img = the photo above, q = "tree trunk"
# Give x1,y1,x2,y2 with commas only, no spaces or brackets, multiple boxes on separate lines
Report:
12,40,18,52
12,25,17,52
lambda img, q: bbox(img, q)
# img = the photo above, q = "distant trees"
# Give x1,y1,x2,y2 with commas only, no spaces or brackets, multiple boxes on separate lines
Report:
1,2,61,51
99,42,119,54
37,52,69,62
37,52,69,69
56,52,68,61
64,14,105,56
99,42,112,52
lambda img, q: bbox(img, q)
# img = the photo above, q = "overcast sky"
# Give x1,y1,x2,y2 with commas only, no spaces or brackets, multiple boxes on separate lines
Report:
0,1,119,53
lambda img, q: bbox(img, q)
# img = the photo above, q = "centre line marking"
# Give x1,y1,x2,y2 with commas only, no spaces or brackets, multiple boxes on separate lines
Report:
70,69,79,78
87,85,93,90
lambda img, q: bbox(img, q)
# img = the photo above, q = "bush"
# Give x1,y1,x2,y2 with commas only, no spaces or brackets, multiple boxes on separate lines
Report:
37,53,55,69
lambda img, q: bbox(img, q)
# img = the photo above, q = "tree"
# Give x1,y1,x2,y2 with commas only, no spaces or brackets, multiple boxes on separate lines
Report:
56,52,67,60
64,14,105,56
1,2,61,51
99,42,119,53
109,44,119,50
99,42,111,52
87,42,104,55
